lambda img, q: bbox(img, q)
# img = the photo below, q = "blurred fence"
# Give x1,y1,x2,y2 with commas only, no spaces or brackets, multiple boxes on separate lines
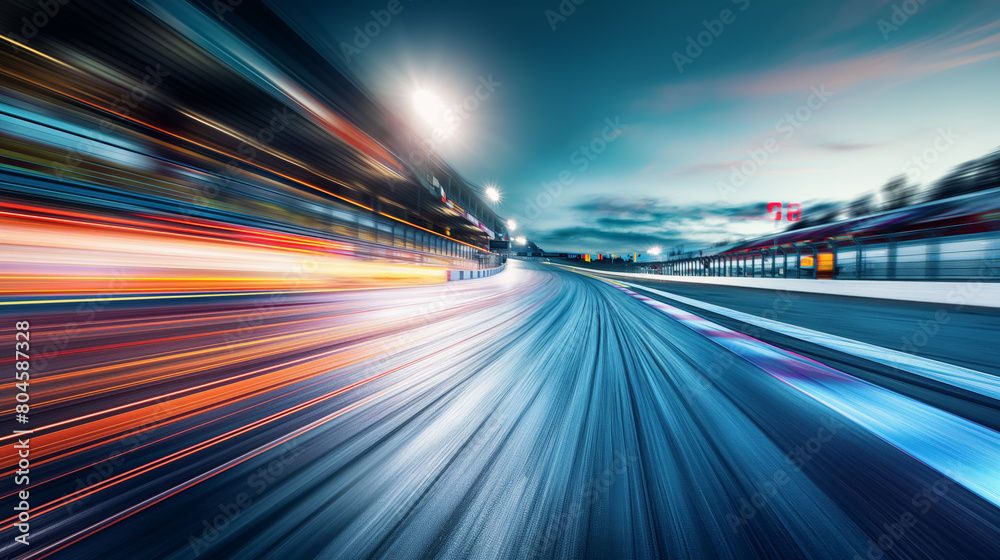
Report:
634,229,1000,281
326,205,502,270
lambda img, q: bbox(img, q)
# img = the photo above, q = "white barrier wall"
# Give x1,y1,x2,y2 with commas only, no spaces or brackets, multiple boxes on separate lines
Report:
557,266,1000,309
446,264,507,282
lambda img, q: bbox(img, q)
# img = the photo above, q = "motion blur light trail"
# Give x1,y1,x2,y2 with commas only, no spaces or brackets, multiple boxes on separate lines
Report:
0,0,507,275
1,262,999,559
0,0,999,558
0,202,452,296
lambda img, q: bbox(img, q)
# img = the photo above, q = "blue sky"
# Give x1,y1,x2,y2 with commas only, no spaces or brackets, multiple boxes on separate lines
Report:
270,0,1000,254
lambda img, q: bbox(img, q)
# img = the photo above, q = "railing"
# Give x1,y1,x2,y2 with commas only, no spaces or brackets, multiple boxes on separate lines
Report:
632,228,1000,281
326,203,501,270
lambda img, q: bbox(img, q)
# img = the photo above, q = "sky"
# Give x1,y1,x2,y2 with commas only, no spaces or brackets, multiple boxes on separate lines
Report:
269,0,1000,254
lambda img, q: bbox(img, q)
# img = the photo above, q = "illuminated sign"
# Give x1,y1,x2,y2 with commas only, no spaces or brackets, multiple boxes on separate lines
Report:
767,202,802,221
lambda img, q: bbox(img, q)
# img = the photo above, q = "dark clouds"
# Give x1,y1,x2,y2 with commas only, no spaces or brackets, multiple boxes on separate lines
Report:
531,196,779,251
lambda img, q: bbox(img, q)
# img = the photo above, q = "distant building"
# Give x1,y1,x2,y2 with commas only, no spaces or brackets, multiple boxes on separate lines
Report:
490,239,545,257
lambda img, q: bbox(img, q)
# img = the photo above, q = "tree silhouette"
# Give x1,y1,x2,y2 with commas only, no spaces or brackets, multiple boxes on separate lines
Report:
927,148,1000,201
881,175,914,211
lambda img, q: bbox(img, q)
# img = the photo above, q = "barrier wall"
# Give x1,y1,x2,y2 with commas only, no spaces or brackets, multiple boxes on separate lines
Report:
557,265,1000,308
446,264,506,281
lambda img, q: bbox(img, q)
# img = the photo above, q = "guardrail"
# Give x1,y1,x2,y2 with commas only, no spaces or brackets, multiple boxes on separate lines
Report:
326,202,502,270
447,263,506,281
632,228,1000,281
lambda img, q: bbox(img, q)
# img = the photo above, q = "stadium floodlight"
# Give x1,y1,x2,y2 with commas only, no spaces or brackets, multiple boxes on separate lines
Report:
412,90,447,124
515,236,527,245
649,246,662,256
507,219,517,231
485,184,501,203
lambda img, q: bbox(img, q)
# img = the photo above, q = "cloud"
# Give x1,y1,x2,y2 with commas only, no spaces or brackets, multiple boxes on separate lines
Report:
755,168,830,177
666,159,830,179
535,226,685,250
816,142,883,152
824,0,896,36
573,196,772,221
668,160,744,176
642,17,1000,110
533,193,880,252
533,196,776,252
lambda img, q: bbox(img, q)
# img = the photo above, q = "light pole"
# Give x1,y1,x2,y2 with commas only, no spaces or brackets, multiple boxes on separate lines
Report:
514,236,527,257
484,184,501,204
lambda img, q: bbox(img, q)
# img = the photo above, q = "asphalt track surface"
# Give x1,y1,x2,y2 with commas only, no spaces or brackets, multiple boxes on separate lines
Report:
579,269,1000,377
2,260,999,560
